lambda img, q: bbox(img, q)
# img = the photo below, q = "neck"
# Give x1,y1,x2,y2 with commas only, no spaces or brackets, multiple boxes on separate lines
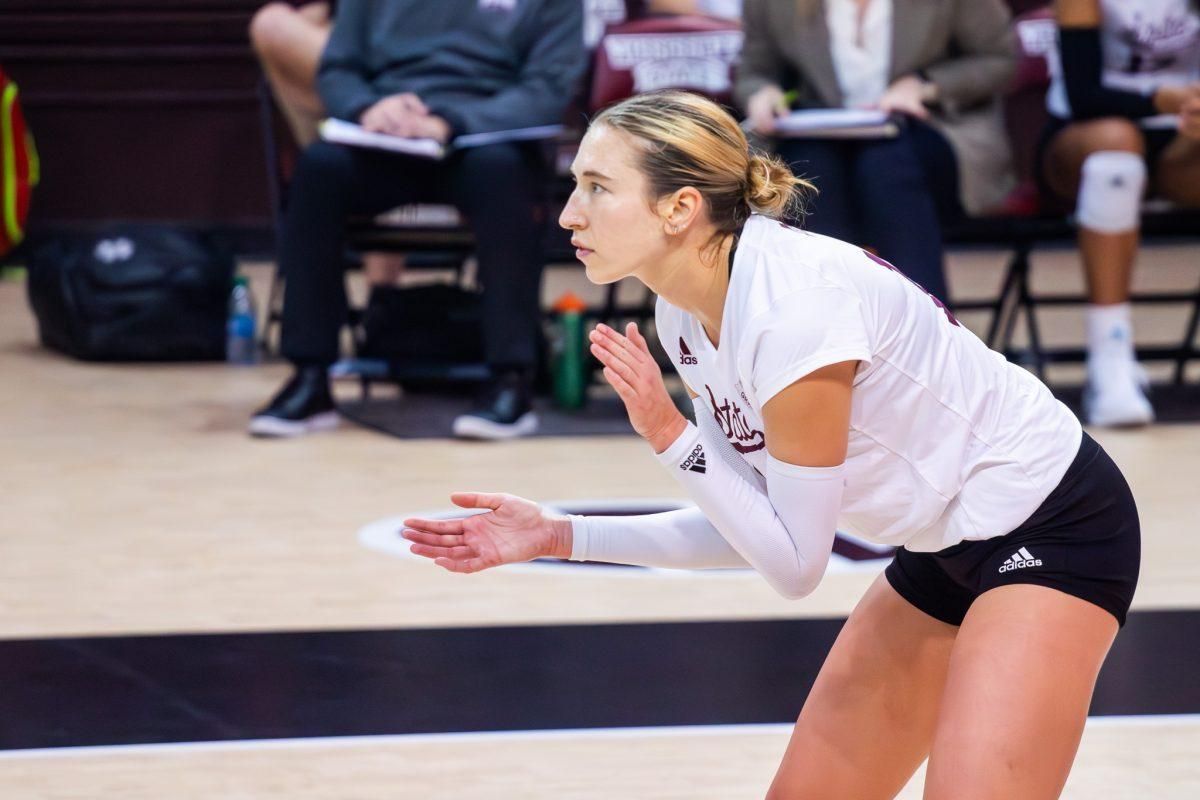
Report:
641,230,736,348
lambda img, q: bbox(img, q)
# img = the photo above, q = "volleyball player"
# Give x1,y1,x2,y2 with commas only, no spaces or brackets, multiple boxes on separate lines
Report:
403,91,1140,799
1040,0,1200,426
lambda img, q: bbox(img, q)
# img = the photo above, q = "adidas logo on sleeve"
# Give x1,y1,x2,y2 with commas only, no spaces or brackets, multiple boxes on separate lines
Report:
679,444,706,474
998,547,1043,573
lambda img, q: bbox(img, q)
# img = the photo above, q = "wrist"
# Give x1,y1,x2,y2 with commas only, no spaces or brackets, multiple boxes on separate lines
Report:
646,414,689,454
546,514,573,560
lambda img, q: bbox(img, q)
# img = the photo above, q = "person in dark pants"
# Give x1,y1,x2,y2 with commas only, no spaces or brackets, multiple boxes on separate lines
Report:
736,0,1017,305
772,121,964,302
250,0,585,440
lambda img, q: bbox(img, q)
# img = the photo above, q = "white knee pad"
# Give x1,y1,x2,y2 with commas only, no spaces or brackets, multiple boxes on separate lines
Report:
1075,151,1145,234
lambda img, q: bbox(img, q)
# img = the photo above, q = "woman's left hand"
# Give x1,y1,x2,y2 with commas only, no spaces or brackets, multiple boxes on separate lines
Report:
589,322,688,453
878,75,931,120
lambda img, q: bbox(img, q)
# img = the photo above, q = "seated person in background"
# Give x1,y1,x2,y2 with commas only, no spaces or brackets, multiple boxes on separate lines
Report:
1039,0,1200,427
646,0,742,19
737,0,1016,305
250,1,405,287
249,0,585,441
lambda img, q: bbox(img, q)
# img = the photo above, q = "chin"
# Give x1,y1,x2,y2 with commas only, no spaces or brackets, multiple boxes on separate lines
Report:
584,260,626,286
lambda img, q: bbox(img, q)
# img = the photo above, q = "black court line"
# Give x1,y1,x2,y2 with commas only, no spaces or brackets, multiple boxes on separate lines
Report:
1,610,1198,751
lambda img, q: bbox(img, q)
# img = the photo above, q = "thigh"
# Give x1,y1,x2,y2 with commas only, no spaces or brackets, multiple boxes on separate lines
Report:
773,138,856,236
924,584,1118,800
766,573,958,800
1153,134,1200,207
447,143,545,216
1040,117,1145,203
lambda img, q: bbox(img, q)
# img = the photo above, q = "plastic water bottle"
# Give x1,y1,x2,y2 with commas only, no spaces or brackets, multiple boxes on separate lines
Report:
551,291,588,409
226,274,258,365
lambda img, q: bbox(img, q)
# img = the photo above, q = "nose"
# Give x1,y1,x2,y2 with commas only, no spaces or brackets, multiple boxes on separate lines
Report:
559,189,585,231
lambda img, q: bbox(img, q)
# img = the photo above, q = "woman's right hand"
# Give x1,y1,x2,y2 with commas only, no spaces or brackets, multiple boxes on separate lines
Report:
402,492,571,574
747,85,788,135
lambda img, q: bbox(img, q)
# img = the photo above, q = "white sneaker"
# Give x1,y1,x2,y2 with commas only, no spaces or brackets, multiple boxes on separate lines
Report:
1082,357,1154,428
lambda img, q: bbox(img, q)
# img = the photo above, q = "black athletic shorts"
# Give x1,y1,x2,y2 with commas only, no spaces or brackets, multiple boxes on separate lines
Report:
885,432,1140,627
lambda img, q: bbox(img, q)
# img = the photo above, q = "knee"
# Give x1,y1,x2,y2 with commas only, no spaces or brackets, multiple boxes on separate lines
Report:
293,141,355,188
1079,118,1146,156
854,140,923,190
249,2,299,58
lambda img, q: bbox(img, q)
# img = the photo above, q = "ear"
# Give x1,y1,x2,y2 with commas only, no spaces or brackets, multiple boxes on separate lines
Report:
658,186,704,235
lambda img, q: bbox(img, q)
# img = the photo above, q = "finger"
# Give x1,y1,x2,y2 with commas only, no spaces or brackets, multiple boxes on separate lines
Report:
587,333,635,371
410,543,476,560
603,365,636,398
402,517,465,535
402,528,465,547
594,324,648,364
403,93,428,115
591,343,638,385
450,492,505,510
435,556,485,574
626,322,653,355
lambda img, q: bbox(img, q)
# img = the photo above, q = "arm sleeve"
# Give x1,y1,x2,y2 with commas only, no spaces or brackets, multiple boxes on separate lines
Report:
1059,26,1159,119
920,0,1016,111
315,0,381,122
425,1,586,136
733,0,788,111
744,287,872,407
569,507,749,569
653,417,844,600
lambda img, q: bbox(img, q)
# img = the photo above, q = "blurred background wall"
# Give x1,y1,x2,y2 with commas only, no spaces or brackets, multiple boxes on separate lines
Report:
0,0,271,253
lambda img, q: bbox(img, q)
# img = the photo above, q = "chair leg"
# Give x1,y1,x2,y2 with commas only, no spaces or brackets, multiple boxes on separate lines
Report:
1174,280,1200,385
985,244,1025,350
1019,263,1047,381
997,244,1031,359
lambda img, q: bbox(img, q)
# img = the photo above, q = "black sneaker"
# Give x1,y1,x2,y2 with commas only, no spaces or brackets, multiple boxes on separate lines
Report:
248,366,340,438
452,372,539,440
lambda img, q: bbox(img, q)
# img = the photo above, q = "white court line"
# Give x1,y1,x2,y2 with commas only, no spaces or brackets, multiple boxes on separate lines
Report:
3,715,1198,761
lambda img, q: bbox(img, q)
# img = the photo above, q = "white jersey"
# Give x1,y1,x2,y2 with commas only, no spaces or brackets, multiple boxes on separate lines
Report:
655,216,1082,552
1046,0,1200,119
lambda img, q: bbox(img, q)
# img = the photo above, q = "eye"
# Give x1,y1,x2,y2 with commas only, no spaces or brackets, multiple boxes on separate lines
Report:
589,182,606,194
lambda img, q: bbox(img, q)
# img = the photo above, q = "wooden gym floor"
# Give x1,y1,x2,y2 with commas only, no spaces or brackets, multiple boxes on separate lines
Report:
0,243,1198,798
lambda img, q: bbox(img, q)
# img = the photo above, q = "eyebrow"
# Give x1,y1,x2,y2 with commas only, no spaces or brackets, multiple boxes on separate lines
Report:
576,169,613,181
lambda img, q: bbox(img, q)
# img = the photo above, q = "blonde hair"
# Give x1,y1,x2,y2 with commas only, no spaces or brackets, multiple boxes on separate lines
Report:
592,90,813,236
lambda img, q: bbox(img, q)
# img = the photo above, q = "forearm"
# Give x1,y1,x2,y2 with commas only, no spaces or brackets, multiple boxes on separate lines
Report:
654,420,840,599
567,507,749,569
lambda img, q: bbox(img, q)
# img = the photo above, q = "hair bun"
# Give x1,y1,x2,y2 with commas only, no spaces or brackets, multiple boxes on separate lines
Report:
745,152,811,219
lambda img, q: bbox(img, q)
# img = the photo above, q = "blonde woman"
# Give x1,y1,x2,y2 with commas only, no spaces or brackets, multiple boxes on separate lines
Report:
404,91,1138,798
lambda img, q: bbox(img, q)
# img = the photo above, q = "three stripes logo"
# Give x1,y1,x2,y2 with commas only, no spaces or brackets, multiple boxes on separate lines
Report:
679,444,707,474
679,337,698,365
998,547,1043,573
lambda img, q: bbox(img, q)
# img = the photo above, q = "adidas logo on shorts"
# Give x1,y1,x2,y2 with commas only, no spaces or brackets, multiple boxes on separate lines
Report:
679,444,706,474
999,547,1043,573
679,337,698,365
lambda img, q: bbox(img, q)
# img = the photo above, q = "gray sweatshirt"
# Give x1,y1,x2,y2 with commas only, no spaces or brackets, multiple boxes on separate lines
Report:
317,0,586,136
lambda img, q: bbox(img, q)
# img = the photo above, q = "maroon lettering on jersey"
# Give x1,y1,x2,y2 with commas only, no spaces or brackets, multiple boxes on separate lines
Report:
705,384,765,453
862,250,960,327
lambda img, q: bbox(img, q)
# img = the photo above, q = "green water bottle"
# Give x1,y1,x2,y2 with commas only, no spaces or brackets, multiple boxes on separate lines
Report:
552,292,588,409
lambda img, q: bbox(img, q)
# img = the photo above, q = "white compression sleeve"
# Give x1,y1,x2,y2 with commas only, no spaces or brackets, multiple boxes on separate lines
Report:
654,399,845,599
568,507,749,569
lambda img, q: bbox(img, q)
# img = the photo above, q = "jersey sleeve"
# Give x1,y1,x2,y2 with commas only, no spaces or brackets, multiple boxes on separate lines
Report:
742,286,873,406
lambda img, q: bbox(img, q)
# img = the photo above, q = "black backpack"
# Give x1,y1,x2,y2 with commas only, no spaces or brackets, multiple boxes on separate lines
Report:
27,225,234,361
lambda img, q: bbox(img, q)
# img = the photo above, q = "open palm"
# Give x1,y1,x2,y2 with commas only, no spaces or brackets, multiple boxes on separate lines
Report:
402,492,557,573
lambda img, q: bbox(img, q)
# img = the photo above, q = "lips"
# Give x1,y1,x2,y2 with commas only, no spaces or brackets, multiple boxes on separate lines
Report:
571,239,593,259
